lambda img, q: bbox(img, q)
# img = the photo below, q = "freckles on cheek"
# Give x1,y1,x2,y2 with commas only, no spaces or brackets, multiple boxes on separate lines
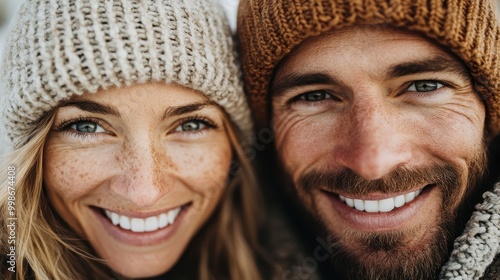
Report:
177,147,231,194
44,151,102,199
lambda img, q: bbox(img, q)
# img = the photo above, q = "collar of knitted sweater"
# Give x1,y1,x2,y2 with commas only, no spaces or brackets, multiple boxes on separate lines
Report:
440,182,500,279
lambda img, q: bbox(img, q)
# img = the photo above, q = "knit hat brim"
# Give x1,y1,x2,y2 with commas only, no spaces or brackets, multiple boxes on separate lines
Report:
238,0,500,137
1,0,253,148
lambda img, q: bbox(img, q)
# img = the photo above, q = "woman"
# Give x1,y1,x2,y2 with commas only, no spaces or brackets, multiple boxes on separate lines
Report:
0,0,269,279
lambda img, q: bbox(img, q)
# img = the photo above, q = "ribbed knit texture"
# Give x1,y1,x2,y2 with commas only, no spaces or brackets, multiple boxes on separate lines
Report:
440,183,500,279
237,0,500,137
1,0,253,148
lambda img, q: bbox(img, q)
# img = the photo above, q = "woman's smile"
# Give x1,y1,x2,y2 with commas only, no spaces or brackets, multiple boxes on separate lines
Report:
102,204,185,232
93,203,190,246
43,83,232,277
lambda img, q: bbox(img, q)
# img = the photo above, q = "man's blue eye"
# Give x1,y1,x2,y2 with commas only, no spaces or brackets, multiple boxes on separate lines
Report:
406,81,443,92
70,121,105,133
300,91,331,101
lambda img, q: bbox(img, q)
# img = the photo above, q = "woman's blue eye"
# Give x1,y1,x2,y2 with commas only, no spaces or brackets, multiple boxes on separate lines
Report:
176,120,207,132
300,91,332,101
406,81,444,92
70,121,105,133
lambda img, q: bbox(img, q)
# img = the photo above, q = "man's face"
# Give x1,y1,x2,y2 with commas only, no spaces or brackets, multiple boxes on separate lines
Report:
271,26,487,279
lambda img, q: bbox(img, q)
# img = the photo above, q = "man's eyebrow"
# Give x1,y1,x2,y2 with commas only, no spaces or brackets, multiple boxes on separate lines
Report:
59,100,121,117
272,57,470,97
387,56,470,78
161,101,215,120
271,72,340,97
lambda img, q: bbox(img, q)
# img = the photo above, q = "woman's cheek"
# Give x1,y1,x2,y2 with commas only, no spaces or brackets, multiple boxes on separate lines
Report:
170,142,232,194
44,147,106,198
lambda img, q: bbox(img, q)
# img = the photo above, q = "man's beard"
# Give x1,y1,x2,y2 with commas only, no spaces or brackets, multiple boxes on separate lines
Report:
328,220,454,280
294,148,487,280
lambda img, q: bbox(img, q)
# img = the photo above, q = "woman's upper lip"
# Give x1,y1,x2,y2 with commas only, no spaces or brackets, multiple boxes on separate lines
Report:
91,202,190,218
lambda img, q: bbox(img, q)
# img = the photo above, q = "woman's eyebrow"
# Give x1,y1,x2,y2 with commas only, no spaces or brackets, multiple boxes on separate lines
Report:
161,101,215,120
59,100,121,117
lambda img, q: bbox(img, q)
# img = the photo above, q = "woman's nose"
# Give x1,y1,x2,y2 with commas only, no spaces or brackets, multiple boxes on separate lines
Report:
110,136,173,208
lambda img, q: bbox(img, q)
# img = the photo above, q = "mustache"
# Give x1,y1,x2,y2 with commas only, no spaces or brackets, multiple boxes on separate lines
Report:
298,163,460,196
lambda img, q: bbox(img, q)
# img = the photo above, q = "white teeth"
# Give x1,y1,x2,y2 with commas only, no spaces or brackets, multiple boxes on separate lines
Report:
354,199,365,211
145,216,159,232
364,200,378,213
168,208,178,224
103,206,182,232
394,195,405,208
159,213,169,228
404,192,415,203
345,198,354,207
120,216,131,230
111,212,120,225
131,218,145,233
378,198,395,213
339,189,423,213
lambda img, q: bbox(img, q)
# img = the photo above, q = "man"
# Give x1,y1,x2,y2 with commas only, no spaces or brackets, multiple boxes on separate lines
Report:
238,0,500,279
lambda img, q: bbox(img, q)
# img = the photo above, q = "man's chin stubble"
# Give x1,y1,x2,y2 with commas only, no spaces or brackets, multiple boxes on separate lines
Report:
328,217,454,280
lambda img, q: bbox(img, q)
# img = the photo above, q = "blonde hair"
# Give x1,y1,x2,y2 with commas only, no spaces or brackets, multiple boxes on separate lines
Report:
197,114,267,280
0,107,268,279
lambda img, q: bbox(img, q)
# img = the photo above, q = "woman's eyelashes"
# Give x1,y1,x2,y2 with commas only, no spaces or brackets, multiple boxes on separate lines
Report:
55,115,218,139
70,121,105,133
56,117,108,138
174,116,217,134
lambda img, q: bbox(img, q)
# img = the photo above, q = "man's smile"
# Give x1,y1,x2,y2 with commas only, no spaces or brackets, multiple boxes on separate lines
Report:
337,188,424,213
317,185,439,231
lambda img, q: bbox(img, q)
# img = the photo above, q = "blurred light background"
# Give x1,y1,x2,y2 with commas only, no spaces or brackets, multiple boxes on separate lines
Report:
0,0,25,58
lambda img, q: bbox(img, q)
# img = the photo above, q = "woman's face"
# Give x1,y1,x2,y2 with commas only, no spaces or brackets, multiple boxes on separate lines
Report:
43,83,232,277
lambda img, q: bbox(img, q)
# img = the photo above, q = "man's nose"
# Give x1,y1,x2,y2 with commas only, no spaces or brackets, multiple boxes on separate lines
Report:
111,136,173,208
334,96,412,180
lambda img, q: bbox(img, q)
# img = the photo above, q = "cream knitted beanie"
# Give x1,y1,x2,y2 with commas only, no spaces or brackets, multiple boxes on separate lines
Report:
1,0,252,148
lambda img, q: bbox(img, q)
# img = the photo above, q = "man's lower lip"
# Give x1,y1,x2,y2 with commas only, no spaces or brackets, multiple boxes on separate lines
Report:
92,206,188,246
320,186,435,231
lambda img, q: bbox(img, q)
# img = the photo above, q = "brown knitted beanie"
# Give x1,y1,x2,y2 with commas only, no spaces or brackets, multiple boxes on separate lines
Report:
238,0,500,137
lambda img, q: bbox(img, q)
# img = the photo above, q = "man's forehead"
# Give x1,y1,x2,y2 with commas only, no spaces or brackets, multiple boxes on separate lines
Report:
285,25,460,64
272,25,470,88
